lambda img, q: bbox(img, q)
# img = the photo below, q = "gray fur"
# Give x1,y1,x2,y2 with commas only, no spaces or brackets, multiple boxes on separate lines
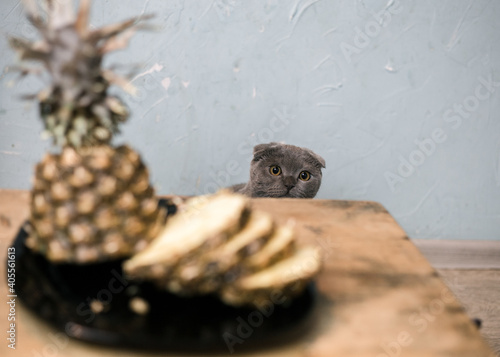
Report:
231,142,325,198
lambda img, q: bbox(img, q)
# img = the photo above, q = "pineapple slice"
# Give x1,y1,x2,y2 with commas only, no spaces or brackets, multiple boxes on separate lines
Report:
177,211,275,294
123,191,322,307
221,246,322,307
123,194,250,286
244,223,296,270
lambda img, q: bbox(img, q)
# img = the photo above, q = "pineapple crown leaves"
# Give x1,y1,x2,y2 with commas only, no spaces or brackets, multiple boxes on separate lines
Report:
8,0,154,148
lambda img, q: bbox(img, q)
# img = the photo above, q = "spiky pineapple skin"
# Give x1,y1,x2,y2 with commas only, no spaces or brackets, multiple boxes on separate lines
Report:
27,145,166,263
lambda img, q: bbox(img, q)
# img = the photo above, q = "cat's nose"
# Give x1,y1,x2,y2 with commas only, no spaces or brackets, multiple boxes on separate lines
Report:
283,176,296,190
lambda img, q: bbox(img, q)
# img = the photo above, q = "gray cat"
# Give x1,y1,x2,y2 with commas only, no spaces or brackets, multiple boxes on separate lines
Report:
231,142,325,198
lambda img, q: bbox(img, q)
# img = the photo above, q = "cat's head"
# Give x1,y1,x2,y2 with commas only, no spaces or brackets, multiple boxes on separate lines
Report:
249,142,325,198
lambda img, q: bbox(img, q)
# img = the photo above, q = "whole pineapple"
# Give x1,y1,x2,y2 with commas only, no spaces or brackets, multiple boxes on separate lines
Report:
10,0,166,263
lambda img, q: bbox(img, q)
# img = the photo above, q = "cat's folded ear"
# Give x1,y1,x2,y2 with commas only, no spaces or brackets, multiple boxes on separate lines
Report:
306,149,326,168
252,142,280,162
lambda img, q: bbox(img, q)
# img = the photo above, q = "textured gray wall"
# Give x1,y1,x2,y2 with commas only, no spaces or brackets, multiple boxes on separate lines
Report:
1,0,499,240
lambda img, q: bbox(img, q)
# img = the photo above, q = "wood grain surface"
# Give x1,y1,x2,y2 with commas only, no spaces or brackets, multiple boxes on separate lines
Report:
413,239,500,269
437,269,500,356
0,189,495,357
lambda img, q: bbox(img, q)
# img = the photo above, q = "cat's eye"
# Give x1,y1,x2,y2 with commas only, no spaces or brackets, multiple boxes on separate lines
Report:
269,165,281,176
299,171,311,181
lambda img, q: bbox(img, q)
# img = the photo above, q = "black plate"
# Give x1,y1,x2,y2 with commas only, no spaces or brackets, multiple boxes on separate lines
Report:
10,199,316,353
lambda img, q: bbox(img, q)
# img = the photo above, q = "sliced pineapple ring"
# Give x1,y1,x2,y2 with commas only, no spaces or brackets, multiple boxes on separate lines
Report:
221,246,322,307
123,191,322,308
123,194,249,283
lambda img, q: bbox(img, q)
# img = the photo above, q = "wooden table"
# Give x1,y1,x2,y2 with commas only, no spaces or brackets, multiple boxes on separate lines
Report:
0,189,495,357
